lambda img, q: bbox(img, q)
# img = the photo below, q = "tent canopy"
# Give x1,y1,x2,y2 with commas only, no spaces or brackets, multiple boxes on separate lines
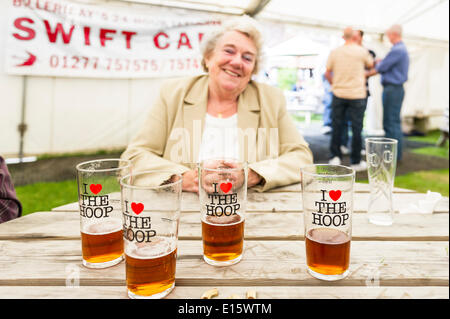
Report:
265,34,329,56
122,0,449,43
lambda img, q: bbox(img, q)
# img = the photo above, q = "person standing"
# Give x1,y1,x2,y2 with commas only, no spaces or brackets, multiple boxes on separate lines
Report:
368,25,409,161
339,29,377,155
325,27,374,171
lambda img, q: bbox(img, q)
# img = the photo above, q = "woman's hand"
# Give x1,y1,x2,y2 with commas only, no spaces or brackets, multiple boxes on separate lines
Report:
182,169,198,193
200,160,263,193
248,168,263,188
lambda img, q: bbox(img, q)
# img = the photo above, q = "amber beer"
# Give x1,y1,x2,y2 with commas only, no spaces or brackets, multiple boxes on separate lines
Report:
199,159,247,266
76,158,132,268
305,228,351,275
121,170,182,299
125,238,177,298
202,213,244,263
301,164,355,281
81,218,124,265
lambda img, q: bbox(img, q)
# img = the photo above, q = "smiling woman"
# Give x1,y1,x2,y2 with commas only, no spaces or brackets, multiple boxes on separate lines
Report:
120,15,314,193
203,30,257,109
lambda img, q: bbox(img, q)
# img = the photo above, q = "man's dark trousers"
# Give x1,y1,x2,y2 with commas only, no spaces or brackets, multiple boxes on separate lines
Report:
330,95,367,164
382,84,405,161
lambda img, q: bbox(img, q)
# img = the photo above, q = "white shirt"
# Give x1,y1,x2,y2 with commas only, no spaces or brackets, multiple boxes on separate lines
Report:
197,113,239,162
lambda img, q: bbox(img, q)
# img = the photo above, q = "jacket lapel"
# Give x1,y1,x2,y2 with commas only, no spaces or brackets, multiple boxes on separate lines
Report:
183,76,208,165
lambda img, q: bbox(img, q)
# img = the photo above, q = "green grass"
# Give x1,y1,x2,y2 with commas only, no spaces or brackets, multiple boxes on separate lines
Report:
15,179,78,216
358,168,449,197
412,146,449,159
14,148,126,216
394,169,449,196
277,68,297,91
406,130,442,144
407,130,449,159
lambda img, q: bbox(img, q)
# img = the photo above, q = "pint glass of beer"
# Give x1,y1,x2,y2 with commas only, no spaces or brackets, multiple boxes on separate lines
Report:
120,171,182,299
301,164,355,281
198,158,247,266
76,159,132,269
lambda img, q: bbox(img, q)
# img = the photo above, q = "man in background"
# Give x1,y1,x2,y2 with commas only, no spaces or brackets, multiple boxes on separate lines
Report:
338,29,377,156
367,24,409,161
325,27,374,171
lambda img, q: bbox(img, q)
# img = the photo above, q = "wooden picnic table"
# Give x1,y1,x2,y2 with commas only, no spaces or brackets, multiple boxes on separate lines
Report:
0,183,448,299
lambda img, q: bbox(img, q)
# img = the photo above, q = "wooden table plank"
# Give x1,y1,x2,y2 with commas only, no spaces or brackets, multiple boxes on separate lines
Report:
0,240,447,287
1,211,447,241
0,286,447,299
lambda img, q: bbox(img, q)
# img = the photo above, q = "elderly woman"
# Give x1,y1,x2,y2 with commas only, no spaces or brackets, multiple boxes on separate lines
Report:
121,16,313,192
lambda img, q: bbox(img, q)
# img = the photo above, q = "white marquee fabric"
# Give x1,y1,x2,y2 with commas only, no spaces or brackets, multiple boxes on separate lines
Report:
1,0,448,157
124,0,449,42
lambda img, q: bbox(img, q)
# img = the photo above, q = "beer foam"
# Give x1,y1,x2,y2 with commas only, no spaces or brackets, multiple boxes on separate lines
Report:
126,237,175,259
202,213,244,226
307,228,350,245
82,218,123,235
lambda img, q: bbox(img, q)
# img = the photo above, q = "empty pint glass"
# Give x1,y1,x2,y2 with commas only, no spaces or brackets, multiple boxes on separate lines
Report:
120,171,182,299
366,138,398,226
198,158,247,266
301,164,355,281
76,159,132,268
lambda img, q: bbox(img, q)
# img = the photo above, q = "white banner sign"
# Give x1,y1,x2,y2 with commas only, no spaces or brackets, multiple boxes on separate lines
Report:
5,0,223,78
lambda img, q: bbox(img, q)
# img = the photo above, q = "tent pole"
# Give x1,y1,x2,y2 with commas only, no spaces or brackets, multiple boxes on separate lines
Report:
18,75,28,163
245,0,271,17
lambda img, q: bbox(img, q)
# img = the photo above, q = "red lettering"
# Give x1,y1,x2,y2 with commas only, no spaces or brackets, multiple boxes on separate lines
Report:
36,0,44,9
198,32,204,43
53,3,61,13
83,26,91,46
122,31,136,50
177,32,192,49
154,32,169,49
79,9,92,18
44,20,74,44
12,17,35,40
99,28,116,47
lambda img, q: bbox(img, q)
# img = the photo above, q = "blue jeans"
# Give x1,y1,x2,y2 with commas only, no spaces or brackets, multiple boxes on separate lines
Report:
330,95,367,164
322,91,333,127
382,84,405,160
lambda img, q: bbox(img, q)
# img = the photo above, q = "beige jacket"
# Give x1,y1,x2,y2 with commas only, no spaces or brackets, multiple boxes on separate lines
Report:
121,75,313,192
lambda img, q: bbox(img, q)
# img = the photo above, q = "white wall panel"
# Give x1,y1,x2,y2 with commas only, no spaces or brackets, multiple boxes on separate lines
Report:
52,77,130,152
22,76,54,154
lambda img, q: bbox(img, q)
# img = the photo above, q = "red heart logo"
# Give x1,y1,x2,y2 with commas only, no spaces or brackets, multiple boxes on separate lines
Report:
329,190,342,201
220,182,232,193
131,202,144,215
89,184,102,195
